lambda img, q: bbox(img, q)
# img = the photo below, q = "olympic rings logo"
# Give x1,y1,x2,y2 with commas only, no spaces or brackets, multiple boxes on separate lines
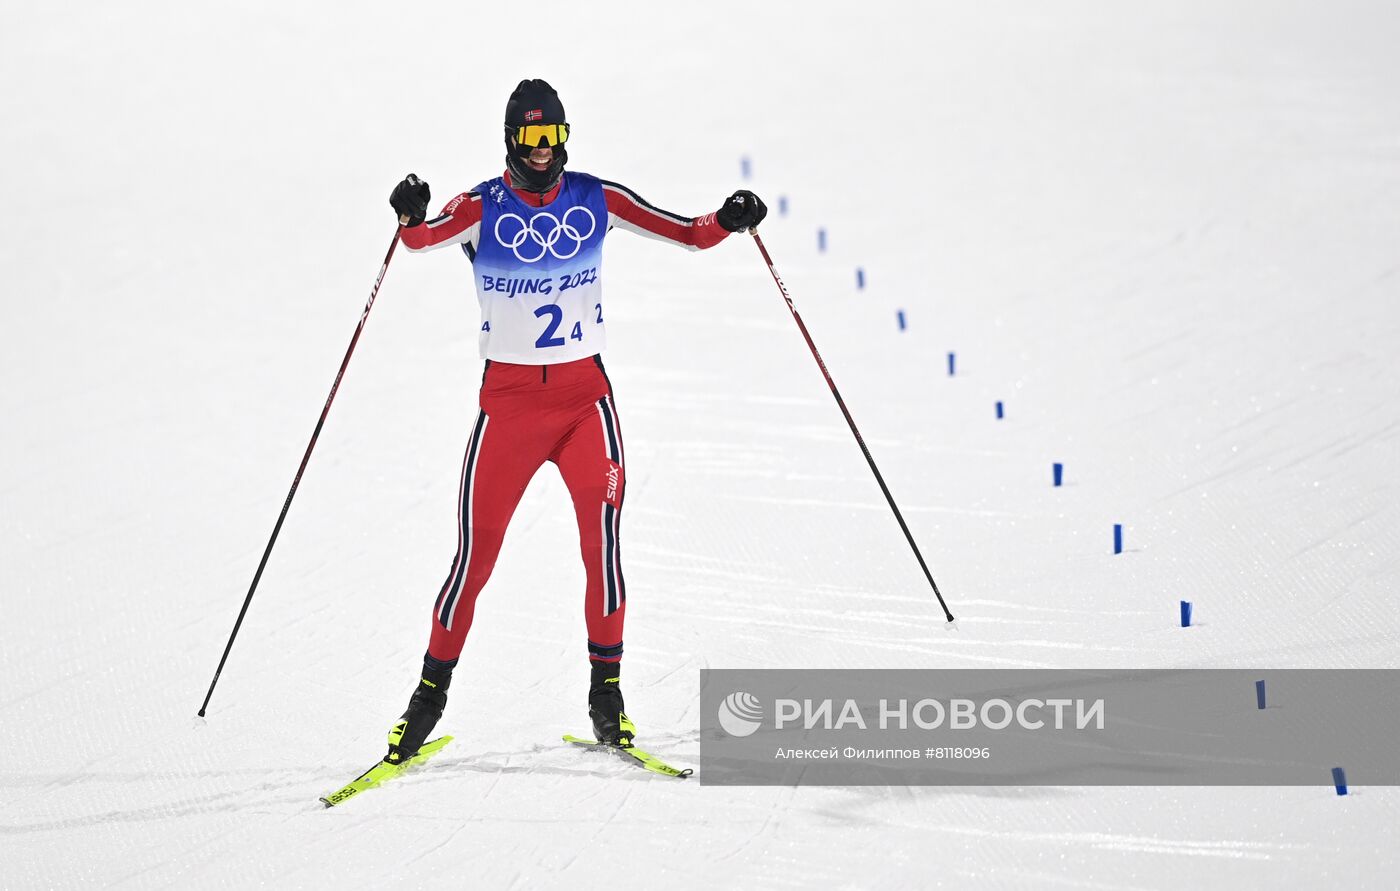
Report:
494,206,597,263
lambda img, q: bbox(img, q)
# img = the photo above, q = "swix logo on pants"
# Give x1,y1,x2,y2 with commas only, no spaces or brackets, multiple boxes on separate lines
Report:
605,461,622,504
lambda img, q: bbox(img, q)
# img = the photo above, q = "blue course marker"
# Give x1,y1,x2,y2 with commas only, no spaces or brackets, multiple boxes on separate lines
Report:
817,228,827,253
1113,524,1124,554
995,401,1004,420
1180,600,1192,627
1255,679,1266,709
1333,767,1348,796
897,310,907,331
947,352,956,376
740,156,752,179
856,268,865,290
1053,462,1064,487
778,195,788,216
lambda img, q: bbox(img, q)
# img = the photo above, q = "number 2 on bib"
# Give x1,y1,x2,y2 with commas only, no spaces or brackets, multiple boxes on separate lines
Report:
534,304,565,348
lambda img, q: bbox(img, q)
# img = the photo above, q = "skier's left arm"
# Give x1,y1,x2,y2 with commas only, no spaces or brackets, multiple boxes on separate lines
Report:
601,182,767,250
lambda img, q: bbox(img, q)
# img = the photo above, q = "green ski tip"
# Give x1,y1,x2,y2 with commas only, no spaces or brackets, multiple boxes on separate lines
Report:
320,735,453,808
563,734,693,778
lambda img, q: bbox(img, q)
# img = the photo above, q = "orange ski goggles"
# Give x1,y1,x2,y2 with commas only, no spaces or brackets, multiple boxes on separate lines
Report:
514,123,570,149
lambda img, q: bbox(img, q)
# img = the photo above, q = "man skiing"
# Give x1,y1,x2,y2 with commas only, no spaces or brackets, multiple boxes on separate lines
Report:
380,78,766,765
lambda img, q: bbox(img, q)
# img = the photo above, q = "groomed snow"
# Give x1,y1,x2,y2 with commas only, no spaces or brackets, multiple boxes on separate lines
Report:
3,1,1398,887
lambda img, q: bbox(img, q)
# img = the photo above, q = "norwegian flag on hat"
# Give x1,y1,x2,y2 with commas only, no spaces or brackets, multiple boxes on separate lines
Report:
524,109,543,122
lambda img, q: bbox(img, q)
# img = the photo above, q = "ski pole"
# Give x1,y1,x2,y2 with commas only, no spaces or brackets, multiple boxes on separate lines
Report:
198,227,403,717
749,230,955,622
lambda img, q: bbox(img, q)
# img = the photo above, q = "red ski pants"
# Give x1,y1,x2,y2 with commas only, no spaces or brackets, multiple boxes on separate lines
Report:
427,355,626,665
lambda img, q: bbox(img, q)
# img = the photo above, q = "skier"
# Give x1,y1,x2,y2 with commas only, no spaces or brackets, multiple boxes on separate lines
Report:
381,78,766,765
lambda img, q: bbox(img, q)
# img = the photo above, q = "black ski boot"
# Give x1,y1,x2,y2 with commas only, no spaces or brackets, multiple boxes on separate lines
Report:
385,659,453,765
588,660,636,746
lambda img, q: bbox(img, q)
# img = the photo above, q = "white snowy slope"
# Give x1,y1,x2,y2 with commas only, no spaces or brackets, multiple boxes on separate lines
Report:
2,0,1398,887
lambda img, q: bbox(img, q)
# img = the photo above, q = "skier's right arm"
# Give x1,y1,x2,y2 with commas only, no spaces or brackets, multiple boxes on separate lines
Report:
389,174,484,253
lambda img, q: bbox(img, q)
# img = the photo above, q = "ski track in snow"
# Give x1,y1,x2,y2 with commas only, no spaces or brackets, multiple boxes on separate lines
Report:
4,0,1400,888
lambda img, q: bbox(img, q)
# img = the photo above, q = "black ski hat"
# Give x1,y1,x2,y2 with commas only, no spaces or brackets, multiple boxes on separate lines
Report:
504,78,569,193
505,78,567,127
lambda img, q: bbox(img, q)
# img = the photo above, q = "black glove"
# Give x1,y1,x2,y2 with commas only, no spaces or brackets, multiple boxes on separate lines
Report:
390,174,431,227
716,189,767,233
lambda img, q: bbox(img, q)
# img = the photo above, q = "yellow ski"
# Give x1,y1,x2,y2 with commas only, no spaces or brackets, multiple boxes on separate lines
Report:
563,734,693,778
320,735,453,807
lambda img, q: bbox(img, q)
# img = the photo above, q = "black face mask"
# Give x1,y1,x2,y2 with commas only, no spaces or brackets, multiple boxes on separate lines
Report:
504,129,568,193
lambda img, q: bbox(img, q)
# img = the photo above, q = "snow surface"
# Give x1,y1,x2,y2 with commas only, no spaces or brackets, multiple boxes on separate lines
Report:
3,1,1399,887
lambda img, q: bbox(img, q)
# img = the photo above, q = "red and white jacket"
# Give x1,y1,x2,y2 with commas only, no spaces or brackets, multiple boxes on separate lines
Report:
400,169,730,256
400,169,731,363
